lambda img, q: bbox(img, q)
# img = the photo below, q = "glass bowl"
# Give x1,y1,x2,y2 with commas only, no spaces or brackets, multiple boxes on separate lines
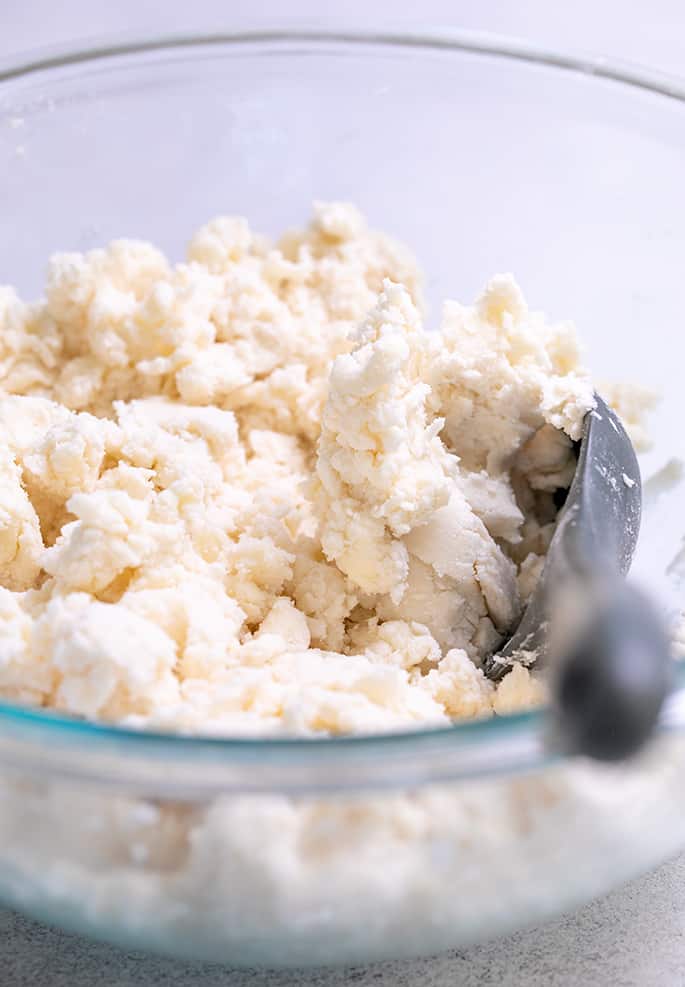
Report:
0,29,684,968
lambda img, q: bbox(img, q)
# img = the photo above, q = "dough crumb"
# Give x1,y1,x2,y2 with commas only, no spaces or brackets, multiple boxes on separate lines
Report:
599,380,658,452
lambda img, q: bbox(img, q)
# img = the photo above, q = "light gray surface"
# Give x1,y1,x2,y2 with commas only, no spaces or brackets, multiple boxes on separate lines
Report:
1,2,684,985
2,851,685,986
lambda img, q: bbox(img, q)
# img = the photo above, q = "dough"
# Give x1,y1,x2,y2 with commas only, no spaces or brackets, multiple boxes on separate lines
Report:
0,204,594,734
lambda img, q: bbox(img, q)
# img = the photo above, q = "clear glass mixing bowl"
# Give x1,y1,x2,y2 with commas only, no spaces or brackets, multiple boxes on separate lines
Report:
0,30,684,968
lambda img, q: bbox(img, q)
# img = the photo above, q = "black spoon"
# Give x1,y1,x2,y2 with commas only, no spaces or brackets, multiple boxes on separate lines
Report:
484,394,673,761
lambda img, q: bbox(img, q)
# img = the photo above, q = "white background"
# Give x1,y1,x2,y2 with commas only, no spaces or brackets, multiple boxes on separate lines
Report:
1,3,685,985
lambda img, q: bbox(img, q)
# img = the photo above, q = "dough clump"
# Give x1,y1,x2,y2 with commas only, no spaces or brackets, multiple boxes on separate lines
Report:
0,204,594,734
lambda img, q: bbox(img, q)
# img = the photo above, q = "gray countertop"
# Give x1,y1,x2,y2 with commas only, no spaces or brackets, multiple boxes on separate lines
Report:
3,851,685,986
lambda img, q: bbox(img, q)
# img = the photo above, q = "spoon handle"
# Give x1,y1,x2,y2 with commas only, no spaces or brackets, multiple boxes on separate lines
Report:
547,398,672,760
550,573,673,761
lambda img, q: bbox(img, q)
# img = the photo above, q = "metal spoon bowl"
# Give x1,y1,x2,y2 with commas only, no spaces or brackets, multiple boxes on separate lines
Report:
484,394,673,761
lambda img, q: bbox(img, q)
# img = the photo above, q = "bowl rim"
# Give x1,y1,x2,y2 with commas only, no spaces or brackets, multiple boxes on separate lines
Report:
1,26,685,100
0,27,683,792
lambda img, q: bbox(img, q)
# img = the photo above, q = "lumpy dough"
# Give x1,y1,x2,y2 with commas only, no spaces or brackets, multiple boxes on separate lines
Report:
0,203,594,734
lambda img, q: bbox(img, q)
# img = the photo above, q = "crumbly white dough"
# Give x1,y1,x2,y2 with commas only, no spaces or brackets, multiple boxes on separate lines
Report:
0,204,595,735
674,614,685,659
598,379,659,452
3,739,685,966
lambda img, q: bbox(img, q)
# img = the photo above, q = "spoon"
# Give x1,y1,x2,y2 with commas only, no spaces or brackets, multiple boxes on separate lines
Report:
483,394,673,761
